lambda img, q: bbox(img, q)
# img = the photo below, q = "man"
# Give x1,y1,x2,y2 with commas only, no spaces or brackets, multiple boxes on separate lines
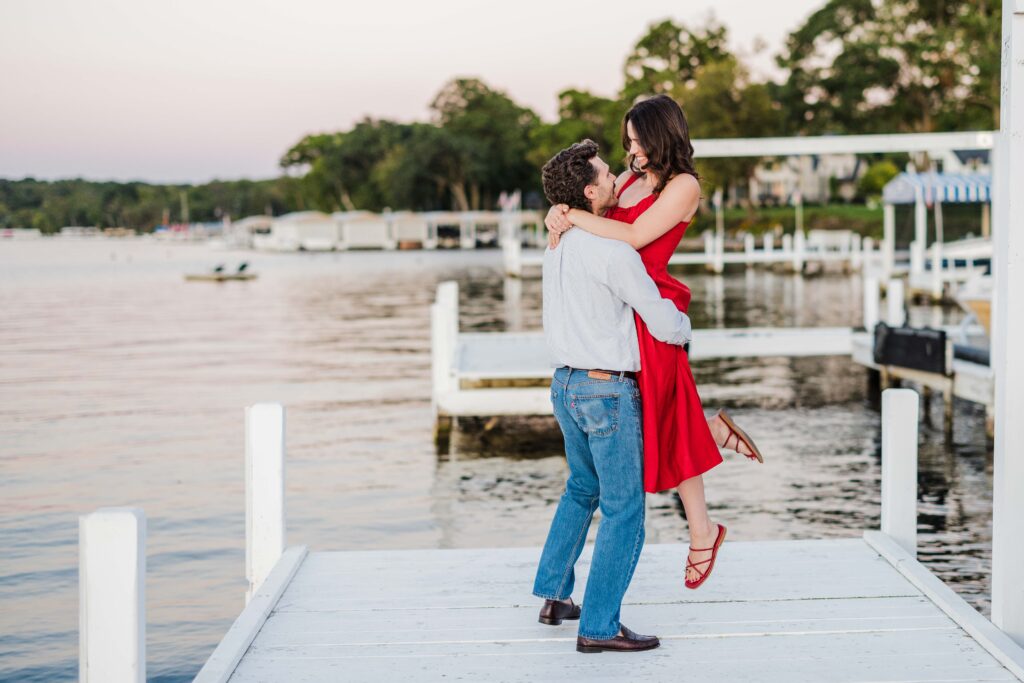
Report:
532,140,692,653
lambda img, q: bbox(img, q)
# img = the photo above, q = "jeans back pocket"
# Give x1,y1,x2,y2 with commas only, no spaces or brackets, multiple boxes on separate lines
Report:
571,393,619,437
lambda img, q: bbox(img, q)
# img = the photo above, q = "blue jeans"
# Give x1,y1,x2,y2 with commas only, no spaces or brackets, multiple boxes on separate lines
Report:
533,366,646,639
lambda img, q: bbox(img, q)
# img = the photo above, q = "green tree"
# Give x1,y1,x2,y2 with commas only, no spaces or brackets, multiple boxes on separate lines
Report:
431,78,540,209
528,89,624,171
776,0,1001,135
622,18,730,102
682,57,780,201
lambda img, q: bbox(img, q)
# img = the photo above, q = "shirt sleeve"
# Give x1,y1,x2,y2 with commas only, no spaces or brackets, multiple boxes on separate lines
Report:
602,247,692,345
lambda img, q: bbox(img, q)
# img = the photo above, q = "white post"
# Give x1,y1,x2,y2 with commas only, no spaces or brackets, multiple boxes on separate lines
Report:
881,388,920,555
883,202,896,279
795,191,804,234
501,211,523,277
431,281,459,409
714,188,725,274
764,233,774,254
792,229,806,273
886,278,906,327
459,214,476,250
744,233,755,266
851,233,863,270
335,221,347,251
426,217,439,250
79,508,146,683
991,0,1024,645
930,242,944,301
703,230,714,270
910,240,924,278
914,189,928,275
246,403,285,603
863,276,880,330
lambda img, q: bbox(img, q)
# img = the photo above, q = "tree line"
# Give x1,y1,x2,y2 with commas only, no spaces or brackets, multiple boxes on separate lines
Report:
1,0,1001,233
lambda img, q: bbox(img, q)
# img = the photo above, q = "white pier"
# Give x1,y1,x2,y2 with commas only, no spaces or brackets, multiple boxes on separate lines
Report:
431,281,855,422
173,395,1023,682
503,229,880,278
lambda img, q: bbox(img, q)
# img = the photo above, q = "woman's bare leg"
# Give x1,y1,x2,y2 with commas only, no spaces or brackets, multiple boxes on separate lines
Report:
677,475,720,583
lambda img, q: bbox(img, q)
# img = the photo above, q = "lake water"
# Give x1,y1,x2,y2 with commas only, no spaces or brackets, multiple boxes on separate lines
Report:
0,238,994,682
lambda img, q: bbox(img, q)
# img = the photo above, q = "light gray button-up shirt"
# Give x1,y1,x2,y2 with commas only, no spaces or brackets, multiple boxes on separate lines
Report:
543,229,692,371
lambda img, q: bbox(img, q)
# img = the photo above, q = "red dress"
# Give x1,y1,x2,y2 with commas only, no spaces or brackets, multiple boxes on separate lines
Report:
605,173,722,493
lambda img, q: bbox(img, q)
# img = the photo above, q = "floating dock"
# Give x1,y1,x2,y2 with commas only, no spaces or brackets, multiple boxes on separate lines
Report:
193,536,1024,682
165,393,1024,682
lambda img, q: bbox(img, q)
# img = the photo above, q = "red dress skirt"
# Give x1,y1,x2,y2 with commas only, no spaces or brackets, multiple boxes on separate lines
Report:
605,174,722,492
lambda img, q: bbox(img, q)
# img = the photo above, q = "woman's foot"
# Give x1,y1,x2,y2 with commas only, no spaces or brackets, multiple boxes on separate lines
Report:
685,522,726,586
707,411,763,462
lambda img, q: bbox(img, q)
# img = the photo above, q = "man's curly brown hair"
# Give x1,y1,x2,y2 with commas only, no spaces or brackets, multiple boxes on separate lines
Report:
541,139,600,212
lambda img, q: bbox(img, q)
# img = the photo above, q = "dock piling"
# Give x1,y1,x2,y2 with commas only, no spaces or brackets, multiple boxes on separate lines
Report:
79,507,146,683
863,277,880,330
886,278,906,326
245,403,286,603
881,388,920,555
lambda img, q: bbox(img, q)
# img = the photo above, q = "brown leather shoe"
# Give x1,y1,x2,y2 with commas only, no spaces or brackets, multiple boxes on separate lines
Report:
576,625,660,653
538,598,581,625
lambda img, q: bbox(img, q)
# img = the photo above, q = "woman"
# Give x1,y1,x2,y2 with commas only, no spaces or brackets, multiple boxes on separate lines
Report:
545,95,763,589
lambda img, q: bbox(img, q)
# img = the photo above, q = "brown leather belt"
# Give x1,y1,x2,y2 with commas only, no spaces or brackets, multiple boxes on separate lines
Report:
568,367,637,381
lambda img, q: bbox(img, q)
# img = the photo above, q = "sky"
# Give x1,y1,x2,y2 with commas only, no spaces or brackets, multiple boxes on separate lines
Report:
0,0,820,184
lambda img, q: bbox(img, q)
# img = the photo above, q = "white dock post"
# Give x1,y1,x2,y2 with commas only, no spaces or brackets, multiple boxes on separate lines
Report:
246,403,285,603
79,507,146,683
913,188,927,278
744,233,755,267
714,189,725,274
431,281,459,409
886,278,906,327
991,0,1024,646
781,233,793,257
881,388,920,555
883,202,896,279
703,230,714,270
851,233,863,270
863,276,880,330
929,242,943,301
501,212,523,277
792,230,806,273
764,233,773,255
459,214,476,250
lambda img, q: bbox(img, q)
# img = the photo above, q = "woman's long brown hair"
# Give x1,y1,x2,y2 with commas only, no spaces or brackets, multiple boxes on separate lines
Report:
621,94,699,193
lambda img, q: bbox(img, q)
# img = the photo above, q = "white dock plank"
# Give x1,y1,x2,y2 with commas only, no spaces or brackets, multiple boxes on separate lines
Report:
230,629,1015,682
274,540,916,612
217,540,1020,682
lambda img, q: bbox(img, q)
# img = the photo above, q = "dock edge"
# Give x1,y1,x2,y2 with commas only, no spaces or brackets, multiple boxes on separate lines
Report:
863,531,1024,680
193,545,308,683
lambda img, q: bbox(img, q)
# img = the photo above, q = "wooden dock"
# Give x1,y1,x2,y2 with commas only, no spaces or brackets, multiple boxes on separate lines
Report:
193,536,1024,682
503,229,882,278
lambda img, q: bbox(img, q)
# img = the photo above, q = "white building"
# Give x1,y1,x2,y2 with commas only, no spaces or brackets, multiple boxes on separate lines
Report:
255,211,336,251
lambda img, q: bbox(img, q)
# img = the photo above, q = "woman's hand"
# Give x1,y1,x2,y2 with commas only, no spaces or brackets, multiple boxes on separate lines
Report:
545,204,572,236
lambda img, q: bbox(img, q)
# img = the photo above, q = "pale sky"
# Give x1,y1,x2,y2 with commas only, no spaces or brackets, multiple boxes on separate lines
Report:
0,0,819,183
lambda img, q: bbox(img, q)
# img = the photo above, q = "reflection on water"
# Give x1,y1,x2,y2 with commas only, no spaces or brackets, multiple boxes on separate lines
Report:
0,240,993,682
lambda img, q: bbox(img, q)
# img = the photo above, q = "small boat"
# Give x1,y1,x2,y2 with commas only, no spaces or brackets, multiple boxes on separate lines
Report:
185,262,257,282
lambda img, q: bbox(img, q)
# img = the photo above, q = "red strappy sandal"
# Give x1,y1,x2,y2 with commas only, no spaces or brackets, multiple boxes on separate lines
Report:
685,523,727,589
717,409,764,463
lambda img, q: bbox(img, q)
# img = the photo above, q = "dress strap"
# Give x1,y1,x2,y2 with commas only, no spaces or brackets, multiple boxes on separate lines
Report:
616,172,644,198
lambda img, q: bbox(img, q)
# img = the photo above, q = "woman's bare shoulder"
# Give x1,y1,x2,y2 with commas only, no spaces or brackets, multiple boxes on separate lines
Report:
664,172,701,197
614,169,635,187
